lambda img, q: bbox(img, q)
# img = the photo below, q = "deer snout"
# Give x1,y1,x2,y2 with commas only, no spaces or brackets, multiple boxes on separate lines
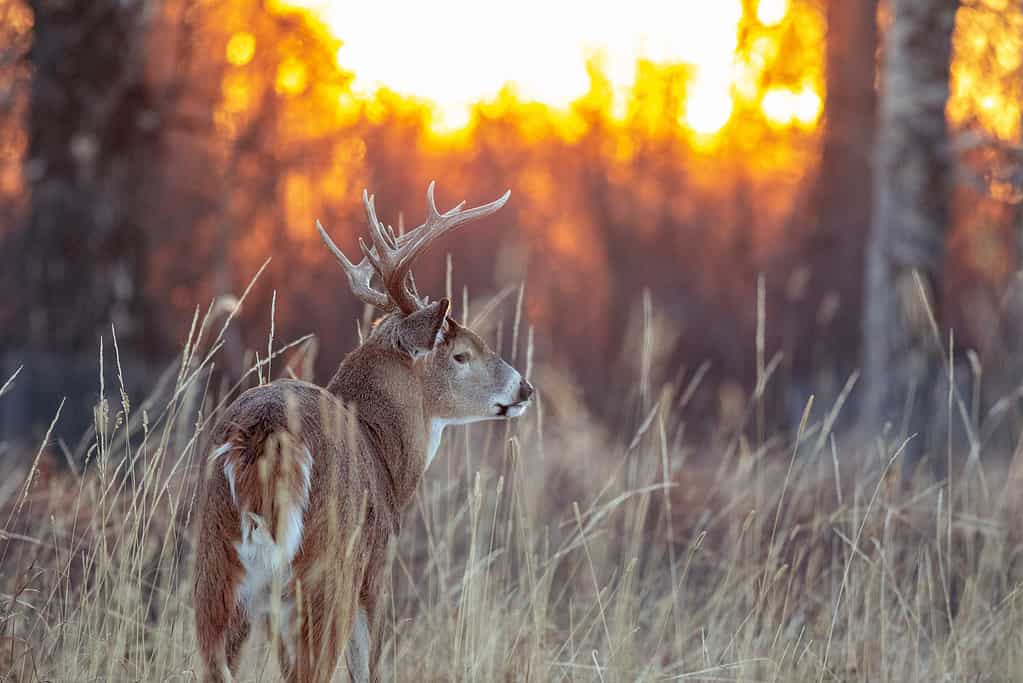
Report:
518,378,535,403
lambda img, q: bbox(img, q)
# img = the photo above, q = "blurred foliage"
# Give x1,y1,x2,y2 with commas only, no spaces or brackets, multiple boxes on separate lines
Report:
1,0,1023,435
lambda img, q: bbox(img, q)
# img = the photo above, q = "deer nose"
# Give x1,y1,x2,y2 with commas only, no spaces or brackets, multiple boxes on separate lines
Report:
519,379,535,402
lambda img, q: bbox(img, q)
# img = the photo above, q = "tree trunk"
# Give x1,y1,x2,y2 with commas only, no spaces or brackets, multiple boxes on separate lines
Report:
981,186,1023,448
801,0,878,376
862,0,959,474
11,0,158,436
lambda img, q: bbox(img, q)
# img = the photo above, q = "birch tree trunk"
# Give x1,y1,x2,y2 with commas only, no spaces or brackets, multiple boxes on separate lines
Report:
862,0,959,474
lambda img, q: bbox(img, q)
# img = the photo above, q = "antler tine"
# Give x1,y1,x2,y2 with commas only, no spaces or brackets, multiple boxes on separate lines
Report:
376,182,510,313
316,219,392,310
425,180,467,223
420,181,509,243
406,270,427,306
362,191,398,250
326,183,510,315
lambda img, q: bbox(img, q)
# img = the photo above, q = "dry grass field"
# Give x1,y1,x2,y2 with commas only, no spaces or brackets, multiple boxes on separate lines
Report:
2,293,1022,682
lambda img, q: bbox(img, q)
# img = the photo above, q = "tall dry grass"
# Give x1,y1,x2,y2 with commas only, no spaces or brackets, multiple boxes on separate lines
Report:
2,278,1023,682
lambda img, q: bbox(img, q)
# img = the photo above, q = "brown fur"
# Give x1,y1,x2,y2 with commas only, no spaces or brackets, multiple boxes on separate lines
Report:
194,301,531,682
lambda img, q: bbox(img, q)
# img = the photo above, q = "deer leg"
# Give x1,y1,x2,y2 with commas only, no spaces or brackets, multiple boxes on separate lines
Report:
197,599,250,683
196,541,249,683
285,614,342,683
283,580,354,683
224,608,251,677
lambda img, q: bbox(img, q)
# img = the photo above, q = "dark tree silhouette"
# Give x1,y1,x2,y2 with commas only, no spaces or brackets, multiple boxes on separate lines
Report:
10,0,160,433
802,0,878,377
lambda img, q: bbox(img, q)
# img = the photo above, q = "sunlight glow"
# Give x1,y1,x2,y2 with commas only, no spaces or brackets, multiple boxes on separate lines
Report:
226,32,256,67
949,0,1023,141
761,86,822,129
283,0,747,135
275,56,308,95
683,83,735,135
236,0,1020,146
757,0,789,26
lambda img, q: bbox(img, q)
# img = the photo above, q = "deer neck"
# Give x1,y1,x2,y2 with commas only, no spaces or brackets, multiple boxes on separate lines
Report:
327,347,428,509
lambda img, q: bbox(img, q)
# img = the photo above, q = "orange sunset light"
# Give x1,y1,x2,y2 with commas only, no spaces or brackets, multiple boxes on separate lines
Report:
269,0,823,138
215,0,1023,164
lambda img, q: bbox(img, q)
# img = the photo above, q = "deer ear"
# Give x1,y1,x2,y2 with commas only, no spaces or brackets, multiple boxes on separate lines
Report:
397,298,451,357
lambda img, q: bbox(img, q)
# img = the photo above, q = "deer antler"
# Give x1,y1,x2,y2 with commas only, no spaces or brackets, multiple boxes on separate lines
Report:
317,181,511,314
316,219,392,310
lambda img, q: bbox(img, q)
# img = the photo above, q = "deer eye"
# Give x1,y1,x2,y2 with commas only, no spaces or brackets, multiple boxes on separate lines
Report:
453,352,471,364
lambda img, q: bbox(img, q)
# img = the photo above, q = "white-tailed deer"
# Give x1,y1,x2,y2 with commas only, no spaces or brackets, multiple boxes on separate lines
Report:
193,183,532,682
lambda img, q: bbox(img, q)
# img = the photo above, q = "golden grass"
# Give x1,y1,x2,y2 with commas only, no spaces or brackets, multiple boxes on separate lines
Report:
2,286,1023,682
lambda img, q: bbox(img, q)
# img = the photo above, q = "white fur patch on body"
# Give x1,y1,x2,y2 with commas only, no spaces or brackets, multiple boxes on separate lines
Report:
223,461,238,504
229,443,314,669
213,443,239,504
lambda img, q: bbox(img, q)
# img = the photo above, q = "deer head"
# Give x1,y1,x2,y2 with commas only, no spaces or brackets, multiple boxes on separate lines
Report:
317,182,534,427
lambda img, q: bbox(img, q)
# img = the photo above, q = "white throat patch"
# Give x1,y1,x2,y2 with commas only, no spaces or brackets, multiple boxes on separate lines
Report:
426,419,448,469
425,416,496,469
